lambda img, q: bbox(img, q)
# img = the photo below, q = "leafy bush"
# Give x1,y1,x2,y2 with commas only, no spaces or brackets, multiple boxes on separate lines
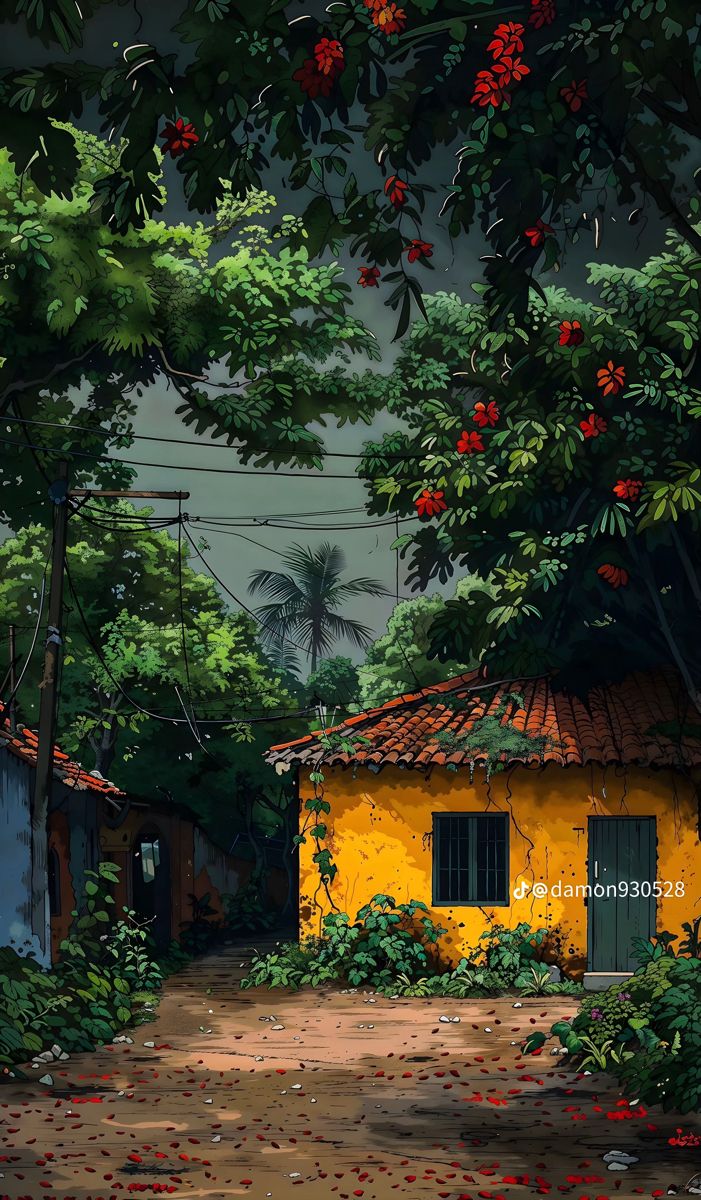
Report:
241,903,579,997
179,891,224,955
0,862,171,1070
527,932,701,1113
242,894,446,991
222,882,275,936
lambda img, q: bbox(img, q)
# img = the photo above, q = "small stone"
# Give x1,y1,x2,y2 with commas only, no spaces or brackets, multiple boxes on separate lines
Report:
451,1016,460,1023
50,1043,63,1058
271,1024,285,1031
607,1162,630,1171
439,1015,451,1023
204,1098,213,1104
38,1073,53,1086
291,1083,302,1090
513,1001,523,1009
254,1055,264,1062
211,1135,221,1143
143,1040,155,1048
603,1151,639,1165
484,1026,492,1033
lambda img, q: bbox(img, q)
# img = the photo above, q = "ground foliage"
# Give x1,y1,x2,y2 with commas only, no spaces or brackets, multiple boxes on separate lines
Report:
2,3,699,328
526,929,701,1113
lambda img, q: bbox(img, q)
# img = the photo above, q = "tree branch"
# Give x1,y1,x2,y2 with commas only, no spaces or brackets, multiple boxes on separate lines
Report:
0,345,98,418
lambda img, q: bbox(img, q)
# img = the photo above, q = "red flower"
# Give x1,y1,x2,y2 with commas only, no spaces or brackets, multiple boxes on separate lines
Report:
597,563,629,589
471,68,510,108
405,239,433,263
472,400,500,428
524,218,554,247
293,39,344,99
384,175,409,208
579,413,607,439
529,0,556,28
597,360,626,396
492,55,530,86
560,78,588,112
487,22,525,59
558,319,585,347
159,117,199,158
613,478,642,501
358,266,381,288
371,2,406,34
457,430,485,455
415,489,447,518
314,37,345,77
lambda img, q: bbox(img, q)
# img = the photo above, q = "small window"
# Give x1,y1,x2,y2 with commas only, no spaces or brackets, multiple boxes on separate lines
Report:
48,847,61,916
432,812,509,906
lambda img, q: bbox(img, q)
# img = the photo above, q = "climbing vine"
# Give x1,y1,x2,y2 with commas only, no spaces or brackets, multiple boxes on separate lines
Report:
295,730,371,912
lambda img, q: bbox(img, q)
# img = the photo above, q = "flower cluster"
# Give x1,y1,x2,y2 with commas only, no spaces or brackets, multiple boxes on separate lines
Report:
415,489,447,518
385,175,408,209
471,21,529,109
613,478,642,501
579,412,607,439
597,564,629,589
159,118,199,158
529,0,556,28
405,239,433,263
524,218,553,247
358,266,381,288
364,0,406,35
293,38,345,99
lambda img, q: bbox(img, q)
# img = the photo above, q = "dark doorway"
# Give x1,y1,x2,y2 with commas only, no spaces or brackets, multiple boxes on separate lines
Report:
131,826,171,950
588,816,656,972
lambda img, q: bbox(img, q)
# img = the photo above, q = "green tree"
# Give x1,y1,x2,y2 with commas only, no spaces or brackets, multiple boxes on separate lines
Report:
4,3,699,324
358,232,701,700
0,124,379,525
0,503,293,777
248,543,389,674
303,656,361,713
358,579,492,708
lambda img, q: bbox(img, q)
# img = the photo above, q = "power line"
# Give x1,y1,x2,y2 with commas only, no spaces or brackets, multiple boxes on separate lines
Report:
2,414,428,462
0,433,372,479
0,553,49,714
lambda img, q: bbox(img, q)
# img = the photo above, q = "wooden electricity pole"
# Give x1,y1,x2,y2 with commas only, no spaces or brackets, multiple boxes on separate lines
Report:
8,624,17,733
29,467,189,956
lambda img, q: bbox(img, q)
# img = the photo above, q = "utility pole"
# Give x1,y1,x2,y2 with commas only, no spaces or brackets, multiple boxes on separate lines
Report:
8,624,17,733
29,470,190,958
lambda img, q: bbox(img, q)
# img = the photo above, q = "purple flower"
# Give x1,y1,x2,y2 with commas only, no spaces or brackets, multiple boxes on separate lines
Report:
618,992,631,1002
590,1007,604,1020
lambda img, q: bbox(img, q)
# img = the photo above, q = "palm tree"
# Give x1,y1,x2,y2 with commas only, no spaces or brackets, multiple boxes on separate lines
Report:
248,543,389,674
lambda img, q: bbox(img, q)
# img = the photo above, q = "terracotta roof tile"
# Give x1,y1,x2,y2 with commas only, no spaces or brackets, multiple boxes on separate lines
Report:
267,667,701,772
0,703,124,798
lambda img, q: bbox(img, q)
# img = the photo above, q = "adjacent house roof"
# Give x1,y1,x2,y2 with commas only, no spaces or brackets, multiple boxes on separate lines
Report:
0,704,124,798
266,668,701,772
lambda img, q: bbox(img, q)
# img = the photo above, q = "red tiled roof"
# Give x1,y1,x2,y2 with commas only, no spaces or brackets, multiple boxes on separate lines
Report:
266,668,701,771
0,703,124,798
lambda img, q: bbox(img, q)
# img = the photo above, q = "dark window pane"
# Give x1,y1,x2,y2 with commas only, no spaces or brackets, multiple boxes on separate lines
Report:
433,812,508,905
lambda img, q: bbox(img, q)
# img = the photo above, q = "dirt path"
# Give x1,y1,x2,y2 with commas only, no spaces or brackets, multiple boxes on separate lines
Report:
1,944,699,1199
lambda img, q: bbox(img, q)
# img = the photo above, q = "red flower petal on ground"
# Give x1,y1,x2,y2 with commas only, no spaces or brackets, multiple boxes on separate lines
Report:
358,266,381,287
486,22,525,59
558,319,585,346
457,430,485,455
613,477,642,501
384,175,409,208
560,78,588,112
159,118,199,158
529,0,556,29
597,563,629,589
597,360,626,395
524,218,554,247
415,489,448,518
579,413,607,438
405,239,433,263
471,69,510,108
472,400,500,427
371,2,407,34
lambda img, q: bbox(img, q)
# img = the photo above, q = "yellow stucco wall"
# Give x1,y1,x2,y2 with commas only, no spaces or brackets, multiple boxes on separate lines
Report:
298,762,701,974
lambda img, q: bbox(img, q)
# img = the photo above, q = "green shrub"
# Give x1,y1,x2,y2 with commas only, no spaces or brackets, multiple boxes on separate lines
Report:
179,891,224,955
242,894,447,991
528,933,701,1113
222,883,275,936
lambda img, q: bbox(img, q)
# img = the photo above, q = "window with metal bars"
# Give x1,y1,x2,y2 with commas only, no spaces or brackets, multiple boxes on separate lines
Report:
432,812,509,905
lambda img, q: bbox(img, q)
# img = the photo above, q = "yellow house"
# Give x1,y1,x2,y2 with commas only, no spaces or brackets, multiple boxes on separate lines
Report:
266,668,701,989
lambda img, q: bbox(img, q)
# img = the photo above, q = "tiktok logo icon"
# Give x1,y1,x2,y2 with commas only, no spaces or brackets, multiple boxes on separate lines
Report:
512,880,532,900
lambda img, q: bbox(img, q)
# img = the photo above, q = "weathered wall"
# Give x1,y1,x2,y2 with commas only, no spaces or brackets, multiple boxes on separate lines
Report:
193,827,243,918
0,747,48,961
100,806,196,937
298,762,701,974
48,809,75,960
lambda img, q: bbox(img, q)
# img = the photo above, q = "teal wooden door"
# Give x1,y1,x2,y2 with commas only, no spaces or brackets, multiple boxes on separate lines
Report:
587,817,656,972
